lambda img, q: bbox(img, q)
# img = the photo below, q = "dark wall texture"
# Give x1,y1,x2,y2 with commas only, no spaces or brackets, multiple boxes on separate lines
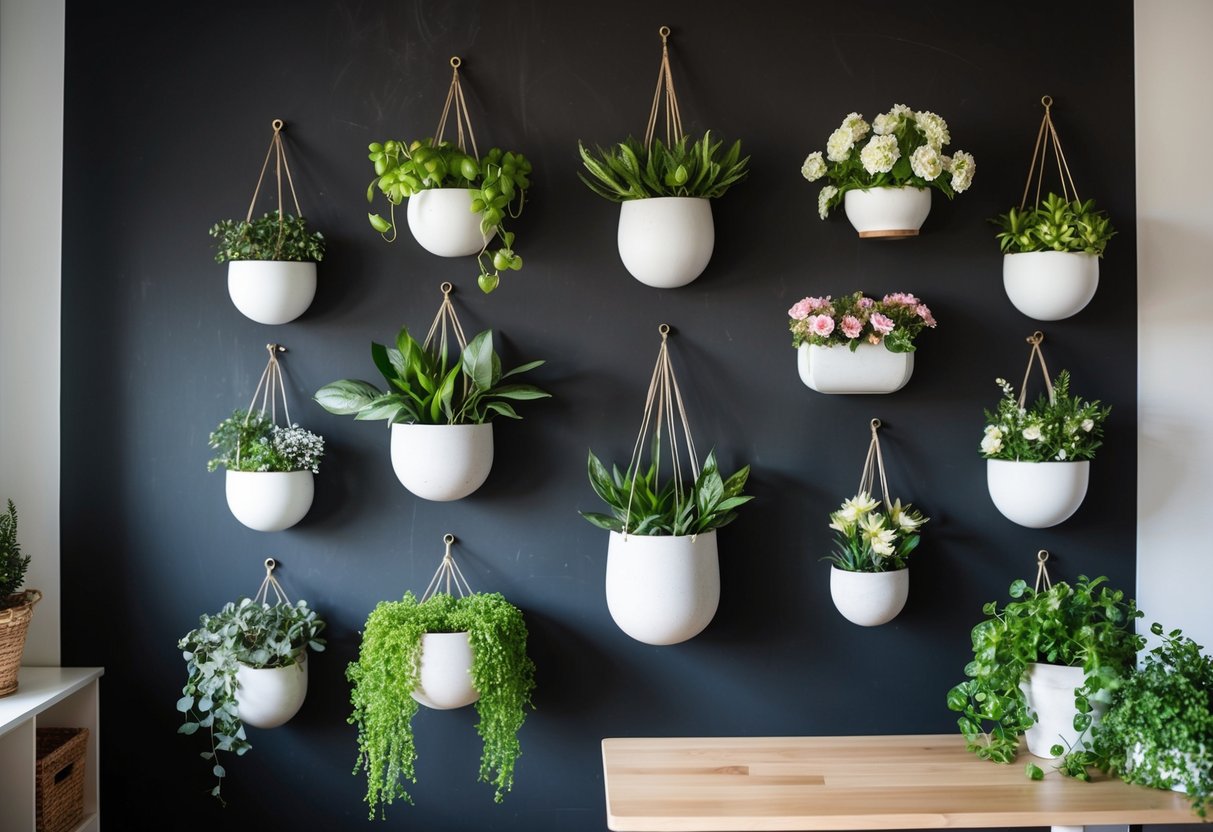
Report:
60,1,1136,829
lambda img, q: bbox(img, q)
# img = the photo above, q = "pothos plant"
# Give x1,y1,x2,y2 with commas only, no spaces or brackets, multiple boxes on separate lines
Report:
209,212,325,263
994,193,1116,256
206,409,325,474
347,591,536,818
577,131,750,202
980,371,1111,463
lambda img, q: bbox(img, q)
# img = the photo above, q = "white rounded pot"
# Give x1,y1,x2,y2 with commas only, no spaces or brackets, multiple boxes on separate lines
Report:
406,188,491,257
1003,252,1099,321
227,260,317,325
616,197,715,288
986,459,1090,528
797,342,914,394
235,654,308,729
843,186,931,238
225,470,314,532
390,423,493,501
605,531,719,645
411,631,479,710
1019,662,1105,759
829,566,909,627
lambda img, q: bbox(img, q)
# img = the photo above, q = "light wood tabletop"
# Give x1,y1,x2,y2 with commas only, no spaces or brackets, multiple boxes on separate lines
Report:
601,734,1200,831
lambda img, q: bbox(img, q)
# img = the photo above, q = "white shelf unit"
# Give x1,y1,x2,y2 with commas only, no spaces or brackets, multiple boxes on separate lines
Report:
0,667,103,832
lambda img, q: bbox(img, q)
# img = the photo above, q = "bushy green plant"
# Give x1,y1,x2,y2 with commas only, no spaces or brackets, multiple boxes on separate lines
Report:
313,328,548,426
824,492,927,572
0,499,30,603
347,591,536,818
994,193,1116,256
209,212,325,263
980,371,1111,463
206,409,324,474
177,598,326,802
577,131,749,202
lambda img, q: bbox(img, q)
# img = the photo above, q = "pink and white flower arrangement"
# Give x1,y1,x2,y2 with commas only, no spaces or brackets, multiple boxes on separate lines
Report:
788,290,938,353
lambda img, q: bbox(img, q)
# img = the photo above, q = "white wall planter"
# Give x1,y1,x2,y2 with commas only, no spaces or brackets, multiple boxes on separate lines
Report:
797,342,914,394
235,654,308,729
390,423,493,501
829,566,909,626
604,530,719,645
986,459,1089,528
616,197,714,288
225,470,314,532
1003,251,1099,321
406,188,490,257
1019,662,1105,759
843,186,931,238
227,261,316,325
410,631,480,710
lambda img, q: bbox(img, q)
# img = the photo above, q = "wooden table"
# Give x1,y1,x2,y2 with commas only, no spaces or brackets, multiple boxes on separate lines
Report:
601,734,1199,831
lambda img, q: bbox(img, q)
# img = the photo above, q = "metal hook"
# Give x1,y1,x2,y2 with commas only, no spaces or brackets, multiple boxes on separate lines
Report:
266,343,286,356
659,25,671,40
263,557,277,575
443,533,455,561
1040,95,1053,111
1026,330,1045,345
450,56,461,69
870,418,882,432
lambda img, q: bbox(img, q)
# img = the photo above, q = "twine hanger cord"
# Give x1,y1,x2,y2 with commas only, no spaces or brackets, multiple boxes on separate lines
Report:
643,26,685,151
433,56,480,159
1033,549,1053,593
420,533,474,602
1019,95,1080,211
1018,330,1055,408
857,418,893,513
245,119,303,258
238,344,291,467
253,557,291,606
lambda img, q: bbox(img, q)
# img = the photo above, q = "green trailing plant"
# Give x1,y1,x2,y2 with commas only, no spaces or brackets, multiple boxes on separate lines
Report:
577,132,750,202
313,327,548,426
207,409,325,474
980,370,1111,463
176,597,326,803
347,591,536,818
0,499,30,604
994,193,1116,256
209,212,325,263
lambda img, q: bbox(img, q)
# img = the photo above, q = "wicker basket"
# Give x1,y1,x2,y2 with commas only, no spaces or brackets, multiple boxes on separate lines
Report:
36,727,88,832
0,589,41,697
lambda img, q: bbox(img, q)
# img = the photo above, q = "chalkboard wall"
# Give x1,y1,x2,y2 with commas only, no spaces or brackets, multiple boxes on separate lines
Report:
60,1,1136,828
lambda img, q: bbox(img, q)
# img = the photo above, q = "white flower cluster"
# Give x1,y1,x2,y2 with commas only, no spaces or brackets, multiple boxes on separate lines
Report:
914,110,950,149
826,127,853,162
872,103,913,136
945,150,975,193
801,151,827,182
273,425,325,474
910,145,943,181
860,134,899,175
817,185,838,219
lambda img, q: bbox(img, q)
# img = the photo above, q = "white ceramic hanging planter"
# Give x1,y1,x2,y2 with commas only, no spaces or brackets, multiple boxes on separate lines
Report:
1019,662,1105,758
1003,251,1099,321
411,631,479,710
797,342,914,394
617,197,715,288
843,186,931,238
390,423,494,501
235,653,309,729
406,188,491,257
986,459,1089,528
227,261,317,325
225,470,314,532
829,566,909,626
604,531,719,645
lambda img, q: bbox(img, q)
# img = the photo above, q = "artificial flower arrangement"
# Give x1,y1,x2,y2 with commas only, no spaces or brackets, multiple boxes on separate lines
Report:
800,104,975,220
980,371,1110,463
825,491,928,573
788,291,937,353
207,409,324,475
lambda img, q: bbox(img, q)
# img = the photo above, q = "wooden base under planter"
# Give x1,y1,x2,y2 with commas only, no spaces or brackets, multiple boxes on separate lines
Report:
857,228,920,239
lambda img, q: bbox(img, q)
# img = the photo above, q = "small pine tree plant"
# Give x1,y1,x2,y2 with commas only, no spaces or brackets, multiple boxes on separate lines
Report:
1,500,31,606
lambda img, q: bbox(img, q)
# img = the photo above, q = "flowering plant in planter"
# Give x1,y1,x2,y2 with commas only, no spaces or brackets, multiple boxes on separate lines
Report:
980,371,1109,462
800,104,976,219
207,409,324,474
788,291,937,353
825,491,927,572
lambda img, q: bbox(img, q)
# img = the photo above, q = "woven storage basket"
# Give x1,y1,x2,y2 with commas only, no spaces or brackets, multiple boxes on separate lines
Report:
36,727,87,832
0,589,41,697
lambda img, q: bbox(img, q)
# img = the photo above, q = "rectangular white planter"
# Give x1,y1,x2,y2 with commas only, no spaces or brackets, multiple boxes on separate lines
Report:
797,342,914,394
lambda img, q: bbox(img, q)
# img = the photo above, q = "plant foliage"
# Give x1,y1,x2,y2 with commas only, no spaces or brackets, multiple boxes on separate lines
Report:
994,193,1116,256
209,212,325,263
206,409,324,474
788,291,937,353
577,131,750,202
824,491,927,572
980,371,1111,463
0,499,30,602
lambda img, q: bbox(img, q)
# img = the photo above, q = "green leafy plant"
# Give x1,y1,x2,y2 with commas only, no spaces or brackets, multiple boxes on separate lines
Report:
366,139,531,293
577,132,749,202
824,491,927,572
994,193,1116,256
0,499,31,604
313,328,548,426
206,409,324,474
209,212,325,263
980,371,1111,463
347,591,536,818
177,597,326,803
946,575,1143,775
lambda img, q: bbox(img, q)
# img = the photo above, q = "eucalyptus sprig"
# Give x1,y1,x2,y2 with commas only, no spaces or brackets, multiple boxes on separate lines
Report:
577,131,749,202
994,193,1116,256
209,212,325,263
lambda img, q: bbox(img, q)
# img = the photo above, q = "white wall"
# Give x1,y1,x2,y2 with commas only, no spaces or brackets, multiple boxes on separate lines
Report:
1135,0,1213,650
0,0,64,664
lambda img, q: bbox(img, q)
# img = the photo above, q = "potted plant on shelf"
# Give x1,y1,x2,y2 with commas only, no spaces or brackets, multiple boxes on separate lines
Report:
981,333,1110,528
577,27,750,288
313,285,548,501
1,499,41,698
801,103,975,237
212,119,326,324
365,57,531,294
788,291,937,394
177,559,326,803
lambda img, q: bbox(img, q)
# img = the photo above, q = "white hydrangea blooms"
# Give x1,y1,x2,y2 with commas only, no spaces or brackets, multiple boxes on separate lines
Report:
872,103,912,135
801,151,827,182
909,144,943,181
817,185,838,219
913,110,950,149
826,127,854,162
859,134,900,175
948,150,976,193
841,112,870,142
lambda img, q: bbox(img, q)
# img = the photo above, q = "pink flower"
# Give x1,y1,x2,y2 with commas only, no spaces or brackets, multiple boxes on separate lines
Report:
870,312,895,335
857,297,875,309
916,304,937,327
883,292,919,306
840,315,864,340
808,314,835,338
788,299,813,320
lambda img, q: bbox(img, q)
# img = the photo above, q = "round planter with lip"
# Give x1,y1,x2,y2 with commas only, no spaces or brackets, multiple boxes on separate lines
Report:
843,186,931,238
225,470,314,532
390,423,494,501
986,459,1089,528
227,261,317,325
1003,251,1099,321
829,566,909,627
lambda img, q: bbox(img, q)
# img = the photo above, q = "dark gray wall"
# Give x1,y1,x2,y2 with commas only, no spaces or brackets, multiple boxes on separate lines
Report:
60,1,1136,828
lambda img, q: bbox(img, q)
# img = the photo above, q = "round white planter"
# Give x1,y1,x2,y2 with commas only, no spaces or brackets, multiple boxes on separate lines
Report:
406,188,492,257
1019,662,1105,759
797,342,914,394
390,423,493,501
227,261,316,325
225,470,314,532
616,197,715,288
235,654,308,729
1003,251,1099,321
605,531,719,645
986,459,1090,528
410,631,479,710
843,186,931,238
829,566,909,626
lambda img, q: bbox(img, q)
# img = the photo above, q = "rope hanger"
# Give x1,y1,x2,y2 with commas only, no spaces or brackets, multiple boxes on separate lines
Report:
433,56,480,158
253,557,291,606
1033,549,1053,594
643,26,685,151
1019,95,1080,211
1017,331,1055,408
857,419,893,512
238,343,292,467
420,533,474,602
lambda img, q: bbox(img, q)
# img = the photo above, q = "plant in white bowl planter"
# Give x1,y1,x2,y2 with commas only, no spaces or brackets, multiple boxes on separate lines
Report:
801,103,975,237
789,291,936,394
